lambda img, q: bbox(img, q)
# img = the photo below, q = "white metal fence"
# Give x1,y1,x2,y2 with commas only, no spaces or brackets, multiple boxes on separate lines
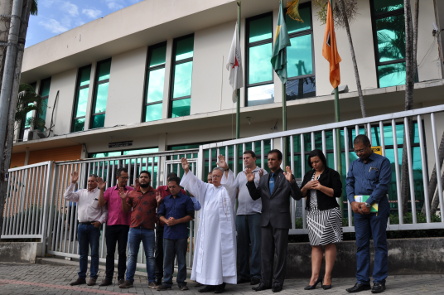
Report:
2,104,444,262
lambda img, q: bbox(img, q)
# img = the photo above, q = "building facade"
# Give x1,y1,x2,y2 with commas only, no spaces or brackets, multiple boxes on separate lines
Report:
13,0,444,166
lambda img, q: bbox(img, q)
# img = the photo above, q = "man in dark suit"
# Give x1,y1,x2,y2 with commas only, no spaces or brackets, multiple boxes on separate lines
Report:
246,149,302,293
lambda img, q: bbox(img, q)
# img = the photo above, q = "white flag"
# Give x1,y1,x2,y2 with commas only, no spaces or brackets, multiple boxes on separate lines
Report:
226,22,243,102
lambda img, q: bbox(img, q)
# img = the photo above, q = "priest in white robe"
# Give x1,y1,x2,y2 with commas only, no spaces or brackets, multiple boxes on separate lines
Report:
180,155,237,293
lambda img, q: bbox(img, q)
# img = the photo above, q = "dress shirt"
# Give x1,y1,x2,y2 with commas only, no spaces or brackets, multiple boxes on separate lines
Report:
157,192,195,240
64,183,107,223
346,152,391,206
103,185,133,226
126,186,158,229
235,166,266,215
157,185,201,211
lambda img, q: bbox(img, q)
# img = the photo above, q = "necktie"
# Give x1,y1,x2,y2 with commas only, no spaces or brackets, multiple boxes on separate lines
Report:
269,173,275,194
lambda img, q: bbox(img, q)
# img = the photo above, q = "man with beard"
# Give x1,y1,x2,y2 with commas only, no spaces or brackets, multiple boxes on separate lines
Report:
119,171,160,289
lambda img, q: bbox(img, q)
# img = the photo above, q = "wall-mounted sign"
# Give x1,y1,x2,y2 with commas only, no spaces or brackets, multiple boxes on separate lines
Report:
371,146,382,155
108,141,133,148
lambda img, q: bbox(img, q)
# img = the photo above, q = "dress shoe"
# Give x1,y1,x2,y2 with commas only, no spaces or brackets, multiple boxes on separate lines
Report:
252,283,271,291
346,282,371,293
198,285,216,293
250,277,261,285
322,284,332,290
99,278,112,286
118,278,125,285
272,284,283,293
69,277,86,286
214,283,226,293
304,278,322,290
371,282,386,293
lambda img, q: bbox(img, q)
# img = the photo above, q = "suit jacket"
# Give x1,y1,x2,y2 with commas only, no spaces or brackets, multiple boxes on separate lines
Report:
247,168,302,229
300,167,342,211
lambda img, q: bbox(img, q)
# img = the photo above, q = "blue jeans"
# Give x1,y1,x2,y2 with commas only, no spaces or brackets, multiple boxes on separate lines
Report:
354,209,389,284
162,238,188,287
236,214,261,280
126,227,156,283
77,223,100,278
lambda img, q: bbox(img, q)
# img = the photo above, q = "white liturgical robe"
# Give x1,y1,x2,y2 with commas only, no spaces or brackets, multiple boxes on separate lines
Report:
181,169,237,285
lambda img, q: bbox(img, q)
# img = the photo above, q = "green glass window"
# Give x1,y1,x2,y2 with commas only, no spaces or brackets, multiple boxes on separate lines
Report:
144,43,166,122
72,65,91,132
91,58,111,129
246,13,274,106
371,0,406,88
39,78,51,128
169,35,194,118
286,3,315,100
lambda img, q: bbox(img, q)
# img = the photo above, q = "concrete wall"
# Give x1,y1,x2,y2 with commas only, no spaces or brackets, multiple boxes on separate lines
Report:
287,237,444,278
0,242,43,264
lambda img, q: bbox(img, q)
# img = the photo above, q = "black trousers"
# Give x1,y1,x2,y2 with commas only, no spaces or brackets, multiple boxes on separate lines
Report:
155,225,164,282
260,225,288,287
105,225,129,281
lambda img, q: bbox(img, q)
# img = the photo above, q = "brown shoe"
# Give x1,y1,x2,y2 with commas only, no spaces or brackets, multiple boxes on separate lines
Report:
119,280,134,289
118,278,125,285
70,277,86,286
87,277,97,286
99,278,112,286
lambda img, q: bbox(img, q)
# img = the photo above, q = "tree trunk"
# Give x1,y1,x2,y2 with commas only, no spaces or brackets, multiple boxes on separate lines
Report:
0,0,13,91
0,0,33,235
337,0,366,117
399,0,415,215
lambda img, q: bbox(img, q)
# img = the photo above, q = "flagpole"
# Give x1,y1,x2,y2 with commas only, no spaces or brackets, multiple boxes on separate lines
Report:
329,0,343,212
236,1,241,139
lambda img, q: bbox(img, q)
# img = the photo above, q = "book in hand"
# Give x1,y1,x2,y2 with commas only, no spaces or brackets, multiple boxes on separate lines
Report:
354,195,378,213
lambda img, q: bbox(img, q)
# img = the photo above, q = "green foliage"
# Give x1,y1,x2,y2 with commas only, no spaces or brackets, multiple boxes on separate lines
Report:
15,84,46,130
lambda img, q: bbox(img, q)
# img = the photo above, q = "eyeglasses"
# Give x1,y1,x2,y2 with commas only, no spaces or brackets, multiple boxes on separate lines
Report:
354,148,366,154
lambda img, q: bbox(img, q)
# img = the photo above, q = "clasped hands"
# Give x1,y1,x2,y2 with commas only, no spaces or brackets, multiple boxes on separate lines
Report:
351,202,371,215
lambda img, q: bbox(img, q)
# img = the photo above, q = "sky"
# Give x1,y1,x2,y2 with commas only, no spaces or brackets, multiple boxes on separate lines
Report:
26,0,144,47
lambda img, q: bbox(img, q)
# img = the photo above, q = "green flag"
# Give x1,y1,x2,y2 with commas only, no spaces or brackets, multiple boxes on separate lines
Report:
271,0,291,84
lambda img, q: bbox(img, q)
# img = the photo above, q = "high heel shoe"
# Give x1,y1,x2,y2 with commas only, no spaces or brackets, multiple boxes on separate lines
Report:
304,278,322,290
321,283,332,290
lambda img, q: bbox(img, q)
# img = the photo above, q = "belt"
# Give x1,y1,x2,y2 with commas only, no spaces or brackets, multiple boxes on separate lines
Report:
78,221,95,225
133,226,153,230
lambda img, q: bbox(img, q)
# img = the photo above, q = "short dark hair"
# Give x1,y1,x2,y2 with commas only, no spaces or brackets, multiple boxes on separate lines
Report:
167,172,178,180
307,149,328,169
88,174,98,178
167,176,181,186
116,167,128,178
139,170,151,178
268,149,282,161
354,134,371,146
243,150,256,158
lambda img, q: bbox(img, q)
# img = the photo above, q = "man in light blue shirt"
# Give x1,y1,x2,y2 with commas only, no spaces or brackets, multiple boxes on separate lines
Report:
346,135,391,294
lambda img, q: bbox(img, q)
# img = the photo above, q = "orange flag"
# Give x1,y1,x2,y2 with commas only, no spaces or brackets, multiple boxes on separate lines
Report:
322,2,341,89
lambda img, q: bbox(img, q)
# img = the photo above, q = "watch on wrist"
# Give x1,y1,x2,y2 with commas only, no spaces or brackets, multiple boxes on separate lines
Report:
365,202,371,208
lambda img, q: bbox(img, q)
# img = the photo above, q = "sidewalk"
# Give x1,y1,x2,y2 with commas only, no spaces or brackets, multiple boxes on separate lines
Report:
1,258,443,295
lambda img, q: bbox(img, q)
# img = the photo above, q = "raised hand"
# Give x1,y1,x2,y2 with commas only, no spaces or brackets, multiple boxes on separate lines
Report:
97,177,106,190
119,188,129,200
283,166,294,182
245,168,255,182
71,171,79,183
217,154,228,170
181,157,190,173
156,190,162,203
259,169,264,177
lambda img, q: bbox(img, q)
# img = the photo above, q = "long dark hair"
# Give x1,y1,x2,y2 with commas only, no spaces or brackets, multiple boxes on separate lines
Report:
307,149,328,169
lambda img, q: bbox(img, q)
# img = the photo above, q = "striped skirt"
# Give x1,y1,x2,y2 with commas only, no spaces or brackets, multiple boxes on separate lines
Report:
306,204,343,246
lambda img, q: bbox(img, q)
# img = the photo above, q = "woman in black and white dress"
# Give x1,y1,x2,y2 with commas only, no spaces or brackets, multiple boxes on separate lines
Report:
300,149,343,290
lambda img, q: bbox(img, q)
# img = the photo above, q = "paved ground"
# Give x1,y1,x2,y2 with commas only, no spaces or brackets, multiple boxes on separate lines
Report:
1,258,444,295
